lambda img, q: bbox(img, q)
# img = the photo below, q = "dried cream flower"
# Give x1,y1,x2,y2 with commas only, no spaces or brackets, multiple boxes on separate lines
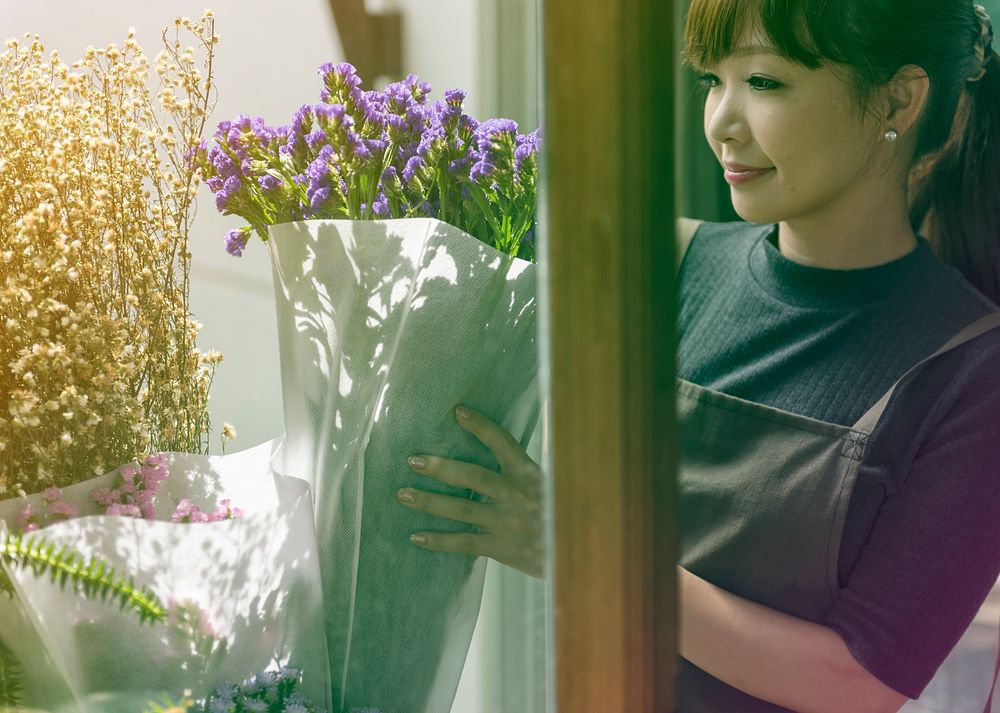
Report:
0,11,226,493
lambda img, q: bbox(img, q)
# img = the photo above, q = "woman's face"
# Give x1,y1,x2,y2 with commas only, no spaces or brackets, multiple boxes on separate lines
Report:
699,23,885,227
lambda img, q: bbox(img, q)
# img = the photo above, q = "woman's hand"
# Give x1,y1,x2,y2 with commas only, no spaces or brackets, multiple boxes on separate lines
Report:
396,405,544,579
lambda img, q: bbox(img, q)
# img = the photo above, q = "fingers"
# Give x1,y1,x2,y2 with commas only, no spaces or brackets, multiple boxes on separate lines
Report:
407,454,508,501
454,405,528,474
397,487,499,530
410,530,496,559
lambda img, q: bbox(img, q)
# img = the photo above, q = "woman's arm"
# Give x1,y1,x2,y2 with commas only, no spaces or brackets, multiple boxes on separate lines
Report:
678,565,908,713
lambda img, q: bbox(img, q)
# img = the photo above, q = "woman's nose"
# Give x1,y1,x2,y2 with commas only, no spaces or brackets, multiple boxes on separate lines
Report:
705,90,749,145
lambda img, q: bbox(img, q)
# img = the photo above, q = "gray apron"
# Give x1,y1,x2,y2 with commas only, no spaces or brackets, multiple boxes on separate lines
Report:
675,224,1000,711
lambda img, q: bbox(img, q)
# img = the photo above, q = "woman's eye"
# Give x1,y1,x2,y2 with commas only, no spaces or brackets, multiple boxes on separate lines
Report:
695,72,719,90
746,75,782,91
694,72,782,92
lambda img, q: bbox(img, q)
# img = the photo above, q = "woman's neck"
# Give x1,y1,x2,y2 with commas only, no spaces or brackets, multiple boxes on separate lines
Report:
776,191,918,270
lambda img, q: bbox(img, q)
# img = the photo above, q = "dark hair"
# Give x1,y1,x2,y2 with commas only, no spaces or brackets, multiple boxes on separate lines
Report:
681,0,1000,304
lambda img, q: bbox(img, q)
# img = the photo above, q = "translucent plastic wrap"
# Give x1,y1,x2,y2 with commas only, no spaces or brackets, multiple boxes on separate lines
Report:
267,218,540,713
0,440,331,713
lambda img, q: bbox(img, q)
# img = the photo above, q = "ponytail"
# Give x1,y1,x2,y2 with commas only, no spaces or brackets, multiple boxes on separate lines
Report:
911,52,1000,304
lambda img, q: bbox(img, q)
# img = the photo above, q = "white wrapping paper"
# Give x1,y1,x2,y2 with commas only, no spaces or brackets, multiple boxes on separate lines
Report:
267,218,540,713
0,440,331,713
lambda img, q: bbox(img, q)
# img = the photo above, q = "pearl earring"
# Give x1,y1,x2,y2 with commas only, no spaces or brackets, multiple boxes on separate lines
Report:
885,129,899,142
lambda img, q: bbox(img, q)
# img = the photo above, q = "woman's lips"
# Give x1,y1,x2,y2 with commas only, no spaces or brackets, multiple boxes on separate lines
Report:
724,167,774,185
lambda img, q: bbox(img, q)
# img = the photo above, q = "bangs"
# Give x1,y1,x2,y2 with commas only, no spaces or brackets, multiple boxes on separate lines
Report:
681,0,826,72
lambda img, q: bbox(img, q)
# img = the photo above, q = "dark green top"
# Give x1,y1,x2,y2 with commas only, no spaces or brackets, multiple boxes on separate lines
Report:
677,220,1000,698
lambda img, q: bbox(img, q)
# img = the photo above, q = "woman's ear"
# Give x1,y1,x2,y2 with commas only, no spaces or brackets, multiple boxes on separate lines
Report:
885,64,931,136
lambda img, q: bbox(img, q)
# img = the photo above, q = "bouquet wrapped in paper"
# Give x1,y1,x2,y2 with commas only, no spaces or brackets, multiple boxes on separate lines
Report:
198,64,542,712
0,442,331,713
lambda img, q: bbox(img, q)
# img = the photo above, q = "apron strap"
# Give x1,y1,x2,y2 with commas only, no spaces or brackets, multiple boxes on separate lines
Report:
675,217,704,276
852,310,1000,434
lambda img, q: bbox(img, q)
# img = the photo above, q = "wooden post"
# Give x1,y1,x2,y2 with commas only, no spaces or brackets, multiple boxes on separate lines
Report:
326,0,402,84
541,0,678,711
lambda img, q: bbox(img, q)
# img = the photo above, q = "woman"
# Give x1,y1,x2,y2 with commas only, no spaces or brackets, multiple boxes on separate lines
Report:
396,1,1000,710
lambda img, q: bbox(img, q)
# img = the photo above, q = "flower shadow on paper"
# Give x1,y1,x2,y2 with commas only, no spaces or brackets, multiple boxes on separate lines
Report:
268,218,539,713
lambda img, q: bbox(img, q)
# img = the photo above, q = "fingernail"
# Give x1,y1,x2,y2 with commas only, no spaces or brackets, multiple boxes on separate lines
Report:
408,456,426,470
410,533,427,545
397,488,415,503
456,406,471,420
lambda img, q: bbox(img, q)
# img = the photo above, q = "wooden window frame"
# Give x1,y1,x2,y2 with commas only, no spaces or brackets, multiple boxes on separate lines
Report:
541,0,679,711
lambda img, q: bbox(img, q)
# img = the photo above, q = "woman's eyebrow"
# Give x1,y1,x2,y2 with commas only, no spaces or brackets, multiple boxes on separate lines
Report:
729,45,783,58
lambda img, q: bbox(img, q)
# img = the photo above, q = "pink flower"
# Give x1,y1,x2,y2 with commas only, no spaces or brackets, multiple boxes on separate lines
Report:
144,453,167,466
16,503,38,531
47,501,78,521
188,509,209,523
208,499,243,521
119,504,142,518
41,487,62,503
89,487,115,506
119,465,138,484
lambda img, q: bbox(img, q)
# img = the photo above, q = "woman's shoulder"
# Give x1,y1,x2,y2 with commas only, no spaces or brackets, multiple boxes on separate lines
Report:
675,218,770,269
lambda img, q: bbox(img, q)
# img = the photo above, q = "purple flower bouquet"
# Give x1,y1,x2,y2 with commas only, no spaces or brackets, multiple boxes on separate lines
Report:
194,62,539,263
197,65,542,713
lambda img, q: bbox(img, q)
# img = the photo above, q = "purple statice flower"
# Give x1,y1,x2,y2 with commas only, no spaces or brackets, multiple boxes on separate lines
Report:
185,138,209,170
259,174,283,194
449,154,473,177
384,79,418,115
281,104,316,160
457,113,480,140
356,90,387,131
319,62,363,104
381,166,402,194
417,125,446,163
314,103,351,130
225,228,249,257
370,192,390,218
304,128,328,151
345,130,371,161
365,137,388,155
385,113,411,144
307,186,331,214
306,145,335,184
402,155,425,186
304,147,339,217
476,118,519,154
314,103,355,150
216,175,243,212
208,145,239,179
469,157,496,185
241,699,267,713
400,73,432,104
513,127,541,175
514,142,537,173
